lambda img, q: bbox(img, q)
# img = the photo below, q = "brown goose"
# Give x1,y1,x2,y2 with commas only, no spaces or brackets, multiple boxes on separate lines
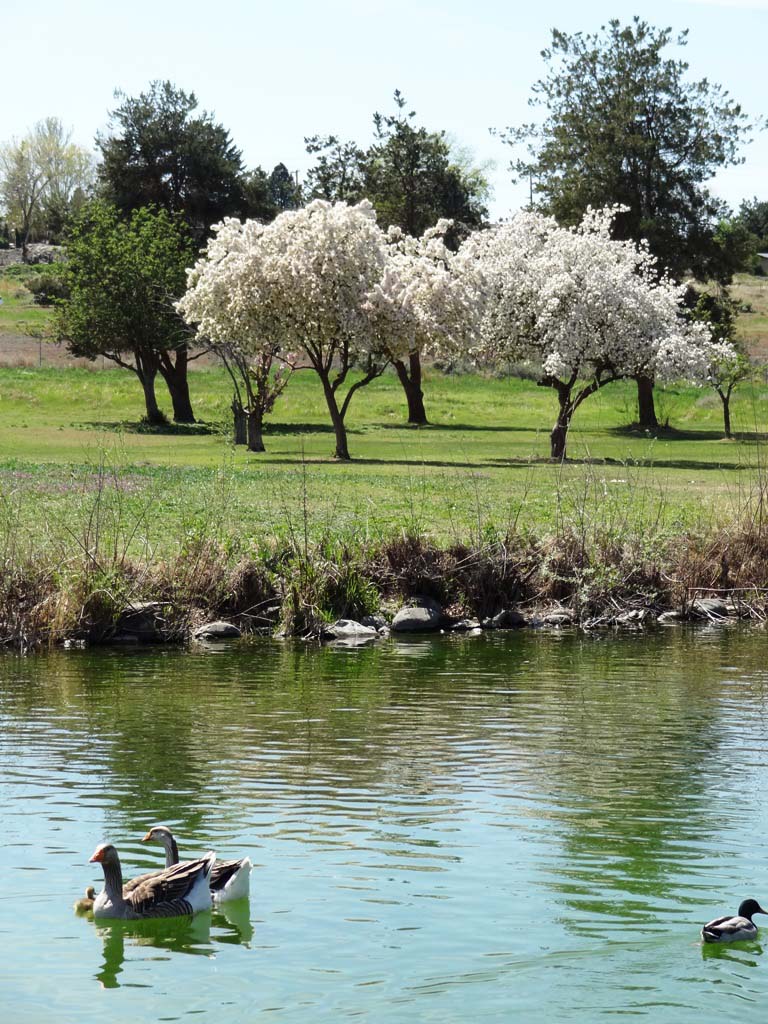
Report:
89,842,215,920
142,825,251,903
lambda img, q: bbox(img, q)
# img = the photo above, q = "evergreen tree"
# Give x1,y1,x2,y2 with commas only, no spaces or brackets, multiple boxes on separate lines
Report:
97,81,247,243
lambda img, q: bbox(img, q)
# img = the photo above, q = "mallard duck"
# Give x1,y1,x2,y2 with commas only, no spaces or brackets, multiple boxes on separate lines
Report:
89,842,215,920
74,886,96,913
141,825,251,903
701,898,768,942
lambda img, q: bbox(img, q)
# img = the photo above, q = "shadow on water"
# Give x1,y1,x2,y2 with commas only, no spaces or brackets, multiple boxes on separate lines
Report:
701,940,764,967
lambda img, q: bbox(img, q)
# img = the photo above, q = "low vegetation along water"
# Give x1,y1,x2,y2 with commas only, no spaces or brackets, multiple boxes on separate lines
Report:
3,627,768,1021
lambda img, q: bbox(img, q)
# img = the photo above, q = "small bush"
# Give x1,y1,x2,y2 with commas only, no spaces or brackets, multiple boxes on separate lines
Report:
26,271,70,306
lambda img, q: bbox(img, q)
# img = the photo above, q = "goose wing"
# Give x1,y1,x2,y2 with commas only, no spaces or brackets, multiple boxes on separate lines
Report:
125,853,214,918
211,858,249,893
122,868,162,896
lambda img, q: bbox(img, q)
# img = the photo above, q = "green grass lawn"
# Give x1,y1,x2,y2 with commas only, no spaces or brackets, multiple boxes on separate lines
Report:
0,273,52,336
0,361,766,558
1,266,768,557
732,273,768,359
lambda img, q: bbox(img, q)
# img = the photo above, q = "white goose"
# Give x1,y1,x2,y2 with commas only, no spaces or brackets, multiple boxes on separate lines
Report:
89,842,215,920
142,825,252,903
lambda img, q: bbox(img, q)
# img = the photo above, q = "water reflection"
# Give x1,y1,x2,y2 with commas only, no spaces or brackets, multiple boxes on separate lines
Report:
89,898,254,988
214,899,254,946
94,912,214,988
4,629,768,1019
700,940,764,967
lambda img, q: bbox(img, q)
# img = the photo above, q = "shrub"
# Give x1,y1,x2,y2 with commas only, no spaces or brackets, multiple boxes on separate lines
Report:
26,271,70,305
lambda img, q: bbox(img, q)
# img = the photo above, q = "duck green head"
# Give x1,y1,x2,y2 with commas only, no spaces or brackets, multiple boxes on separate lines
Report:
738,899,768,919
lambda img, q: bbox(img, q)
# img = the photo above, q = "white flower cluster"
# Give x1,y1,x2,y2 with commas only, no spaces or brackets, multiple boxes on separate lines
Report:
177,200,479,370
467,206,722,385
363,220,484,362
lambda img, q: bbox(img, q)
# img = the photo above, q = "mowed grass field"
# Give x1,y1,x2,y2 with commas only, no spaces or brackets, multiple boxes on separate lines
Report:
0,270,767,555
1,362,767,549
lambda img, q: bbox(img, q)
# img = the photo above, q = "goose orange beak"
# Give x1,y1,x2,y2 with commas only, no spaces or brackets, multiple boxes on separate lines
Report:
141,830,152,842
89,847,104,863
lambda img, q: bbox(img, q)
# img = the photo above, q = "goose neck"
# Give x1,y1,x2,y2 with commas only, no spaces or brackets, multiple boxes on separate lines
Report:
102,856,125,908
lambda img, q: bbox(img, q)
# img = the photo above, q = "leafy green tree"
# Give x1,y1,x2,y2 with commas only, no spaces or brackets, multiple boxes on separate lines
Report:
500,18,754,427
0,118,93,258
707,218,759,279
240,166,278,222
267,162,302,211
737,198,768,259
96,81,248,243
688,287,756,438
305,92,490,424
55,201,198,424
368,92,489,240
304,135,366,202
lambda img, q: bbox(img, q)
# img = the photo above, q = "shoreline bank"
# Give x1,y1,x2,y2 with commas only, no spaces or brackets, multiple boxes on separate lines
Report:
3,530,766,651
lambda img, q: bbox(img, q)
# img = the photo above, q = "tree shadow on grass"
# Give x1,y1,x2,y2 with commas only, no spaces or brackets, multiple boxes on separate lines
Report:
75,420,222,436
375,421,533,433
260,421,361,436
488,454,754,471
251,455,542,470
607,424,768,444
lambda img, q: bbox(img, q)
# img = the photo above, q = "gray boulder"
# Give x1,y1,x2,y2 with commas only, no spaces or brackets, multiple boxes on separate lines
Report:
690,597,730,619
616,608,651,625
193,620,241,640
450,618,481,631
482,608,527,630
657,610,685,623
324,619,379,640
360,614,389,633
540,609,575,627
115,600,164,641
391,597,444,633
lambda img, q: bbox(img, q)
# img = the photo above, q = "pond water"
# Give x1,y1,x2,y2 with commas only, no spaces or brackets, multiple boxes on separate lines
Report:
2,627,768,1021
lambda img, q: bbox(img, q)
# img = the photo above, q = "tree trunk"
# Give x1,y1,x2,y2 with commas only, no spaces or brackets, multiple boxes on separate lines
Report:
547,380,574,460
550,414,569,460
232,398,247,445
138,368,164,425
635,373,658,429
320,373,351,460
158,346,195,423
393,353,428,425
247,408,266,452
20,221,30,264
720,391,732,439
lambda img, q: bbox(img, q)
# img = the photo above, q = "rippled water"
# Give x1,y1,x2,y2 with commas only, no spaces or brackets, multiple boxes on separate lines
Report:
2,627,768,1021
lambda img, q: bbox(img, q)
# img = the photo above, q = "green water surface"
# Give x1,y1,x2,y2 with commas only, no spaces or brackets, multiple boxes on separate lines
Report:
1,626,768,1021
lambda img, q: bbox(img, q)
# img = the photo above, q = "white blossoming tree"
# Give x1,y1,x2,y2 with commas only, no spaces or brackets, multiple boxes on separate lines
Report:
176,217,291,451
365,221,484,422
469,207,721,460
180,200,394,460
179,200,482,459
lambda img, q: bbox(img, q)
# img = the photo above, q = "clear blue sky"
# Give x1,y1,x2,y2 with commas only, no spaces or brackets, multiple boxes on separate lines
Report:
3,0,766,219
